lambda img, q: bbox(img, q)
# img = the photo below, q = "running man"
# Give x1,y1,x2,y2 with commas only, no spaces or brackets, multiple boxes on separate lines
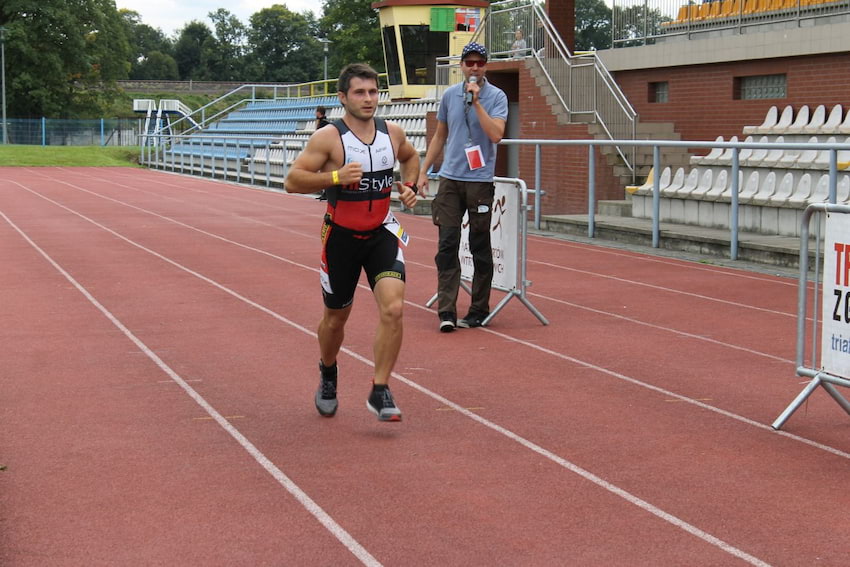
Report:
284,63,420,421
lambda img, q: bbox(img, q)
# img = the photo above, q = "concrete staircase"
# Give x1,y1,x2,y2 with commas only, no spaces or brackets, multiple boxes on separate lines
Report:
526,58,691,215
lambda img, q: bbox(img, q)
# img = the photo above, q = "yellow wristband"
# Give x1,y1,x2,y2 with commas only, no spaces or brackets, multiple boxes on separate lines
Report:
332,170,339,185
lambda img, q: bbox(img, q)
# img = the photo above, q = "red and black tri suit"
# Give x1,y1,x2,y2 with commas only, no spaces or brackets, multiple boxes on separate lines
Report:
320,118,406,309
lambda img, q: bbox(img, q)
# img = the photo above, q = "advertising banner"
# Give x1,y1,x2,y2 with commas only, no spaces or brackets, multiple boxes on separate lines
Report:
459,180,518,291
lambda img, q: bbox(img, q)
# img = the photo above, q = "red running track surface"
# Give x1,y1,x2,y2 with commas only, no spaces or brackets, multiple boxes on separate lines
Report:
1,167,848,566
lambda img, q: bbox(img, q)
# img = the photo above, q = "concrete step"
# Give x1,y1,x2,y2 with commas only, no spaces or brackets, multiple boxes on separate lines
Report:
535,214,814,270
596,199,632,217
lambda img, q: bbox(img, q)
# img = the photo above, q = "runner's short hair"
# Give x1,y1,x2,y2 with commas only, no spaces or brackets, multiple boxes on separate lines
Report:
338,63,379,94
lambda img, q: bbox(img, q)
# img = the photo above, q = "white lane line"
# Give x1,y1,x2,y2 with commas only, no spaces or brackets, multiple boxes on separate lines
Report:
527,233,800,287
528,291,793,364
7,184,776,566
31,175,794,347
41,168,795,316
473,324,850,461
0,208,382,567
532,259,795,318
393,373,772,567
14,179,849,462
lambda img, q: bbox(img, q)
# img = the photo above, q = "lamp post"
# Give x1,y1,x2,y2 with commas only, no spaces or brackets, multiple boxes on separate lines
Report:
1,27,7,145
318,38,332,85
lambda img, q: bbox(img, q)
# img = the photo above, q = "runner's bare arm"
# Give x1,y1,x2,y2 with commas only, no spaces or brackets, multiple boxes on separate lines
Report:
284,128,362,194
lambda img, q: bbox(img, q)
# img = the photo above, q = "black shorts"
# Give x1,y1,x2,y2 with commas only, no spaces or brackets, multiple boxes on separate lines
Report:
320,223,406,309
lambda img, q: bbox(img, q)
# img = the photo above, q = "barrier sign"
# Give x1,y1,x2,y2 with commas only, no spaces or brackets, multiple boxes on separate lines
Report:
459,180,518,291
821,212,850,377
425,177,547,326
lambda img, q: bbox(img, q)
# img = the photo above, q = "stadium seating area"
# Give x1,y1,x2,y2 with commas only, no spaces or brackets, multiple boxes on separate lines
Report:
162,93,436,184
247,98,436,180
662,0,840,28
629,104,850,236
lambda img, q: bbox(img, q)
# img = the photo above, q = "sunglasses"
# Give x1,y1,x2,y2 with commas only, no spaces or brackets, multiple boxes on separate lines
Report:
463,60,487,68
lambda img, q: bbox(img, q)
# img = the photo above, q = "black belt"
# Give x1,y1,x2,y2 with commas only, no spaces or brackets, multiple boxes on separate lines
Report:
324,214,382,237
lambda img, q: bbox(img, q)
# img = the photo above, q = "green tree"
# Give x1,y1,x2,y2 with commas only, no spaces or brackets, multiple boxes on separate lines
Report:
119,9,175,80
247,5,322,83
575,0,612,51
174,21,215,80
320,0,384,74
612,4,672,47
207,9,248,81
0,0,130,117
135,50,179,80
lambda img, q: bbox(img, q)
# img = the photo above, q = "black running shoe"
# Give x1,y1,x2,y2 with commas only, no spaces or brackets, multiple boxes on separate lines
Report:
458,311,488,328
367,386,402,422
315,363,338,417
438,311,456,333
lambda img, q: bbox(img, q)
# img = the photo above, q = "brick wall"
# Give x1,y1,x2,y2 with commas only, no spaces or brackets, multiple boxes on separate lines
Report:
613,52,850,143
512,63,622,215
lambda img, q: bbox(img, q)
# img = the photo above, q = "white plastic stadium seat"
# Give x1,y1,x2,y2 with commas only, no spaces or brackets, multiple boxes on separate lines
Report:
743,136,770,167
751,171,778,206
792,137,820,169
743,105,777,135
738,171,760,204
737,135,755,163
768,105,794,135
839,108,850,135
802,104,827,134
813,137,838,169
705,169,731,201
838,175,850,203
786,173,814,207
785,105,810,134
689,169,715,198
761,135,786,167
808,174,831,202
675,168,702,197
656,167,673,193
693,136,724,165
768,172,795,206
716,136,738,166
661,167,687,197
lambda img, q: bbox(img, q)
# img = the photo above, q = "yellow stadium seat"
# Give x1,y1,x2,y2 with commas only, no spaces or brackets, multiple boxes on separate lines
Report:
718,0,738,17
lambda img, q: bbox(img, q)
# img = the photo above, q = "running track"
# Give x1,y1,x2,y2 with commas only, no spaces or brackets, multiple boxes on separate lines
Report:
1,167,848,566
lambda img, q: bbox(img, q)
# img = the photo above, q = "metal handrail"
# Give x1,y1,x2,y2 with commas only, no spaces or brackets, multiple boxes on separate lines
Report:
461,0,638,172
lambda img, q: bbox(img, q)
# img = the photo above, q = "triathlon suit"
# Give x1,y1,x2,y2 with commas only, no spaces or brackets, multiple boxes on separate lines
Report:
320,117,406,309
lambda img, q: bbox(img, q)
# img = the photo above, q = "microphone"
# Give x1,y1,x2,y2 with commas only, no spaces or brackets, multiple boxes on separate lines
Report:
465,76,477,105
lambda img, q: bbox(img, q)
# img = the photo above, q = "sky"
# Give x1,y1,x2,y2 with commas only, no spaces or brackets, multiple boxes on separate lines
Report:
114,0,322,37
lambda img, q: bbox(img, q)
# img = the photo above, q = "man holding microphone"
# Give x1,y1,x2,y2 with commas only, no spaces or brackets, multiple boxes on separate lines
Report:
417,42,508,332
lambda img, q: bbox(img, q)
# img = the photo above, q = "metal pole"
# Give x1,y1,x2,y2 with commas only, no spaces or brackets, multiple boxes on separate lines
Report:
652,145,660,248
588,145,595,238
730,148,739,260
318,38,332,86
534,144,541,229
0,27,6,145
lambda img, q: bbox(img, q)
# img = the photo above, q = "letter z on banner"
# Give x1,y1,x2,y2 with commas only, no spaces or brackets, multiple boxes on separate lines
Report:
822,212,850,378
459,180,518,291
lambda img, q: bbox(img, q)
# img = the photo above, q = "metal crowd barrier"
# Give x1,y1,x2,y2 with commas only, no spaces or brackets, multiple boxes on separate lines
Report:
772,203,850,430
